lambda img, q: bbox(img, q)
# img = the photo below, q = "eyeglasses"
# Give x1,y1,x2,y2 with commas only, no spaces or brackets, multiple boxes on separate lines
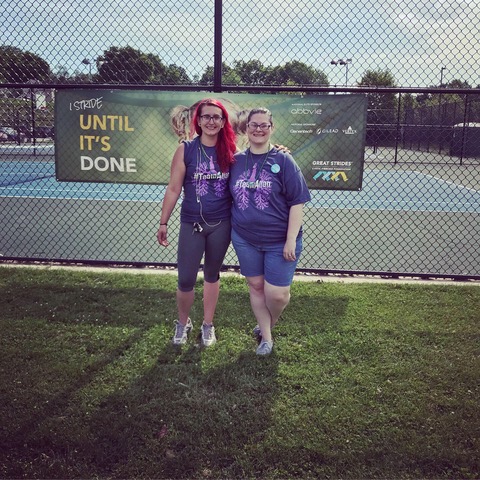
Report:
200,114,224,123
247,123,272,131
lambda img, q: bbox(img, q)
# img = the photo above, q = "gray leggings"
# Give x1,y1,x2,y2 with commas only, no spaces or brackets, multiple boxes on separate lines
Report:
177,219,231,292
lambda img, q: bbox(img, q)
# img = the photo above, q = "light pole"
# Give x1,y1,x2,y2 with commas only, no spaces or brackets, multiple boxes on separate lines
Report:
81,59,92,80
331,58,352,86
439,66,447,87
438,66,447,153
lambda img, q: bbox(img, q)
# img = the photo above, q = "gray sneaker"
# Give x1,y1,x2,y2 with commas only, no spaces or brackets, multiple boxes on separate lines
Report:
256,340,273,356
253,325,262,339
201,323,217,347
172,318,193,345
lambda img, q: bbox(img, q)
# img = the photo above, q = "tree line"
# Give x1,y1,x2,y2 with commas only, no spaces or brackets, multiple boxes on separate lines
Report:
1,44,479,125
0,45,331,87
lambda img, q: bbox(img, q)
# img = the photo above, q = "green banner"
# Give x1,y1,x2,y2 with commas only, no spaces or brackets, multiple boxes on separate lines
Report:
55,90,367,190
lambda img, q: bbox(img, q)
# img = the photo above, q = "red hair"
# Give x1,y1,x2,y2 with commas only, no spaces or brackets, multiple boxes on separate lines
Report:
192,98,237,173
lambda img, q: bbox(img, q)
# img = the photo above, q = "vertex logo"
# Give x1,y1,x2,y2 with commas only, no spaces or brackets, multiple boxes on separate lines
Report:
342,126,357,135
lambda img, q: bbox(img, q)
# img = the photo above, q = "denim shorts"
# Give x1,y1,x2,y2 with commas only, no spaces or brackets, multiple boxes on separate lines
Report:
231,229,302,287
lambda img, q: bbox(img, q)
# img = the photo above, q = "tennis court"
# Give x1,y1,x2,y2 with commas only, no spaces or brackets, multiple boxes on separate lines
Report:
1,153,479,277
1,158,479,212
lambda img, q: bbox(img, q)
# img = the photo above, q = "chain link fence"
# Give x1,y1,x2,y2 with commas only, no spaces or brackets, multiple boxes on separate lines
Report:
1,0,479,279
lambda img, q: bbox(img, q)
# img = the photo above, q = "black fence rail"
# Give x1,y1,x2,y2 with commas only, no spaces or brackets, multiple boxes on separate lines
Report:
367,96,480,161
1,0,480,279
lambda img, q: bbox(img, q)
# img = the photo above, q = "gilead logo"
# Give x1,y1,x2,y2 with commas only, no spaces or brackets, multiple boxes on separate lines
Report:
316,128,338,134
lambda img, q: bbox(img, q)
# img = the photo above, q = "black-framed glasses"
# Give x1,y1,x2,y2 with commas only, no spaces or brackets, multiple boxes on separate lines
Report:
247,122,272,131
200,114,224,123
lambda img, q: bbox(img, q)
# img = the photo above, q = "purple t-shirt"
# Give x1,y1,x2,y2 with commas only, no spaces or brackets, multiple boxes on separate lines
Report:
180,137,232,223
229,147,311,245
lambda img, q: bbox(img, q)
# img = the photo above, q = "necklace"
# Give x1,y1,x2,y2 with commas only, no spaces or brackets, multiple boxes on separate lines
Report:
244,147,271,186
199,141,216,164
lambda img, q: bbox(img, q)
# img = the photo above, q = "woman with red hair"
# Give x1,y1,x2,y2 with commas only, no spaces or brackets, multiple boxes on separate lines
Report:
157,99,237,347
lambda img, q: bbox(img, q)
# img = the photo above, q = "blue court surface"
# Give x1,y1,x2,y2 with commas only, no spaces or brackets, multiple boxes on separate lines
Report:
1,160,479,213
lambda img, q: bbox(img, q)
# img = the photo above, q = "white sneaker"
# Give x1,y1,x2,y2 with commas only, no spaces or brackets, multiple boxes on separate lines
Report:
201,323,217,347
256,340,273,356
172,318,193,345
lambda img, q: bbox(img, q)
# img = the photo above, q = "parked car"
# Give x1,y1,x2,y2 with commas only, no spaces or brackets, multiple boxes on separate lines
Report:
0,127,26,144
35,126,55,139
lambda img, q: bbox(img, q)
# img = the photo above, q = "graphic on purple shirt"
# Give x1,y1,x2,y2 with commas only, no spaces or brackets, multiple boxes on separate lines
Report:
192,153,228,199
233,163,273,210
180,137,231,223
229,148,311,245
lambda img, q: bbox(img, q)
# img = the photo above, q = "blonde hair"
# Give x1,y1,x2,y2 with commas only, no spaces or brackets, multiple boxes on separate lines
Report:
169,98,251,149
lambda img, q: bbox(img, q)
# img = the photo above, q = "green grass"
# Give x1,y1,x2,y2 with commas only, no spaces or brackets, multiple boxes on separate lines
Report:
0,266,479,479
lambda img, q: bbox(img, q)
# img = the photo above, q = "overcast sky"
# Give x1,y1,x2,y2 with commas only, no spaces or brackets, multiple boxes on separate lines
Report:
2,0,479,87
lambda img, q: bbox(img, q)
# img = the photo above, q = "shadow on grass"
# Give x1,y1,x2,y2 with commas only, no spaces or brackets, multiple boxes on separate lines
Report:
0,270,351,479
79,344,280,478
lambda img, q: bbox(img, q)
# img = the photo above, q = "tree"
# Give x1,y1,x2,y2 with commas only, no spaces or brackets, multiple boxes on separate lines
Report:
222,68,241,85
198,66,214,85
51,65,71,83
0,45,51,84
446,79,471,89
163,65,191,85
199,60,327,87
146,53,168,83
97,46,155,83
417,79,472,106
50,65,90,84
425,79,477,124
358,69,397,122
232,60,268,85
198,62,236,85
265,61,328,86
